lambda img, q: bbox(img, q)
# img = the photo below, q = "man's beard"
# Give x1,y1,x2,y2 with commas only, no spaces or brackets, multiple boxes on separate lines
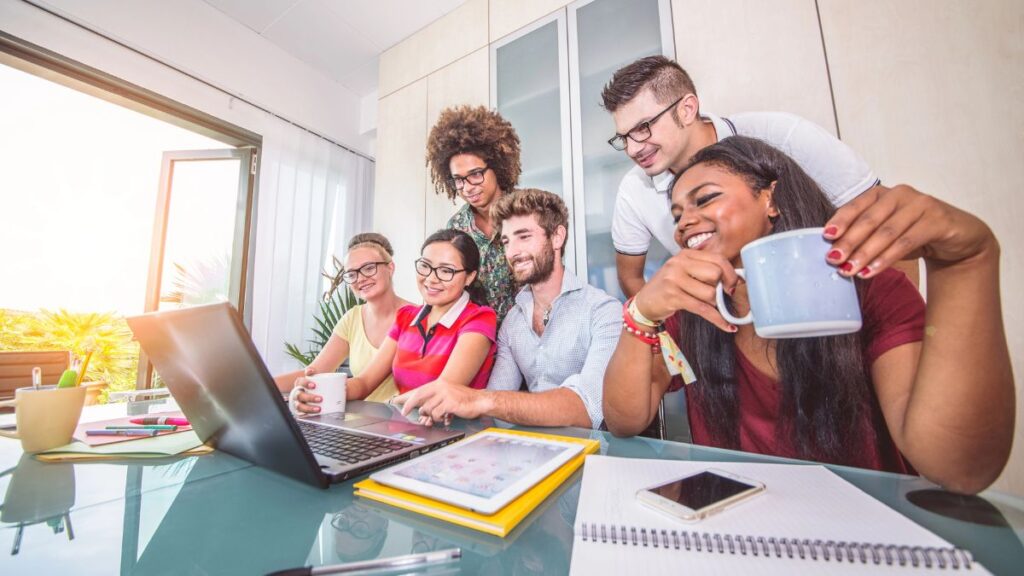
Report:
511,241,556,285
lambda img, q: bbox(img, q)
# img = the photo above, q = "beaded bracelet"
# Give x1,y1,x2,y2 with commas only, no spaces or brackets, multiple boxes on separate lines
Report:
622,297,697,383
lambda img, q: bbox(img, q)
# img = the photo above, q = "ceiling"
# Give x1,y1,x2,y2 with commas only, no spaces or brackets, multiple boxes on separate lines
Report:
202,0,468,97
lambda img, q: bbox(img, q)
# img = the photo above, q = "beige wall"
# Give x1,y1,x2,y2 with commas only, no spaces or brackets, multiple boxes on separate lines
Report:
376,12,491,299
819,0,1024,495
373,79,428,299
376,0,1024,495
672,0,836,134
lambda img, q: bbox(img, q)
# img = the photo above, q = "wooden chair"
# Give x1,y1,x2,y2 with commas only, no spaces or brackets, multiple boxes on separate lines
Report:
0,351,72,405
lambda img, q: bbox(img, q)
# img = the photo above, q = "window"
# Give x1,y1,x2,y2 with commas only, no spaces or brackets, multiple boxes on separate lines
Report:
0,35,259,398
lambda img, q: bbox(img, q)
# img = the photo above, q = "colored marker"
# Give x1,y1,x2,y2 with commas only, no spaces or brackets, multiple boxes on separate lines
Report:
86,429,159,437
130,417,189,426
106,424,178,431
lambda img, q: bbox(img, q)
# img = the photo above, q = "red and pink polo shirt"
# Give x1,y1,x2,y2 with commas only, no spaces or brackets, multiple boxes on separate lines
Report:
387,291,497,394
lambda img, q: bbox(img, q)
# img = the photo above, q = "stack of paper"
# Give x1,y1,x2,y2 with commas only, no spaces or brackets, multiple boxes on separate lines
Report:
37,430,211,462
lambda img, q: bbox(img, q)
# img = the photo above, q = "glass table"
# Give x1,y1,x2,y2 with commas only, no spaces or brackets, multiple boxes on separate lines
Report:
1,399,1022,575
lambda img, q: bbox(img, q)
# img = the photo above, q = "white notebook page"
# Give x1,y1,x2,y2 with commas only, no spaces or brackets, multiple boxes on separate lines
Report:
569,456,989,575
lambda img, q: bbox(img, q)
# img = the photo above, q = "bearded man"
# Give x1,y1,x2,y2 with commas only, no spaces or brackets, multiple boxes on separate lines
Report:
396,189,619,429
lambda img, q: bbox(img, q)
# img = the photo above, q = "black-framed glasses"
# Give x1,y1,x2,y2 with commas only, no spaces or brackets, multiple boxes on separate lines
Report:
341,261,389,284
415,258,466,282
330,512,373,539
447,166,489,190
607,95,685,151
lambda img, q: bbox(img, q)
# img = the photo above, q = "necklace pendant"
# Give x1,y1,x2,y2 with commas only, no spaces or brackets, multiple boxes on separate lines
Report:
542,306,551,327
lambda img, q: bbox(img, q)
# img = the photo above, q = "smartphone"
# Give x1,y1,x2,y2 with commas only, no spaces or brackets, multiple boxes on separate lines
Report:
636,468,765,522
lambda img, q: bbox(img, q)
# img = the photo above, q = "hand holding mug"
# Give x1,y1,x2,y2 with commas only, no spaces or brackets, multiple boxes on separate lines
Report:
288,370,347,416
714,227,861,339
634,249,742,333
823,184,997,278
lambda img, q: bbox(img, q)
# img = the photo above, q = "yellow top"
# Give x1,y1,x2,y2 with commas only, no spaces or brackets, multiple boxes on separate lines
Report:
333,305,397,403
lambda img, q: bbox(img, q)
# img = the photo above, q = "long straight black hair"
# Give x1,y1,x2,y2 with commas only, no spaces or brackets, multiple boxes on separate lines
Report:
675,136,872,464
421,229,489,306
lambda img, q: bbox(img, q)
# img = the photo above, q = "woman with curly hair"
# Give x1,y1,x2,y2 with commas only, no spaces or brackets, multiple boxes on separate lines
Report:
426,105,522,322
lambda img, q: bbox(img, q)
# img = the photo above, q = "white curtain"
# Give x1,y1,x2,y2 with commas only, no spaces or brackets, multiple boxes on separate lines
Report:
250,117,375,375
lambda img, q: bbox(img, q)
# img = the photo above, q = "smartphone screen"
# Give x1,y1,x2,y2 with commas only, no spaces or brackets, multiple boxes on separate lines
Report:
645,471,758,511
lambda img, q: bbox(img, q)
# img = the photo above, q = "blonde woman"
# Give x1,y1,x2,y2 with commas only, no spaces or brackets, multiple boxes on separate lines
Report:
275,233,411,402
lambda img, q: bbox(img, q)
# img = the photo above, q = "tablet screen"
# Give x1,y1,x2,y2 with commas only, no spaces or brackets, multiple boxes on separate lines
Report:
392,435,569,498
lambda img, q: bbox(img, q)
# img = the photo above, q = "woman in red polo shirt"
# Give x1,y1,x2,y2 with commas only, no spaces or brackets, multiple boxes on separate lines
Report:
295,229,497,417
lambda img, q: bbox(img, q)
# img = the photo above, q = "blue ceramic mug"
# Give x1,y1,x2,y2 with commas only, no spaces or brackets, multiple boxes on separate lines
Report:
714,227,862,338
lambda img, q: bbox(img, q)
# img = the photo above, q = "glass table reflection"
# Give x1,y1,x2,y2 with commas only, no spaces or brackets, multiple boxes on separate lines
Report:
1,399,1023,575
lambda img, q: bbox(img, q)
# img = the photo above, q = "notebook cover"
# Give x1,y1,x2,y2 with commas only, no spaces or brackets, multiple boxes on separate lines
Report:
354,428,600,537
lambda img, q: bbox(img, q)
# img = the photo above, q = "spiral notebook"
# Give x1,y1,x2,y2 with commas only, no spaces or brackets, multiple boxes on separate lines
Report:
569,456,990,575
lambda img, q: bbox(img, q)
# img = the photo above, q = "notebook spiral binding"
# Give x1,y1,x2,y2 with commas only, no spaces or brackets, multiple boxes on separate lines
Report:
577,522,974,570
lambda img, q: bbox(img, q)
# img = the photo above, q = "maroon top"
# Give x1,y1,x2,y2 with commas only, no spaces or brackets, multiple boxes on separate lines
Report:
670,268,925,473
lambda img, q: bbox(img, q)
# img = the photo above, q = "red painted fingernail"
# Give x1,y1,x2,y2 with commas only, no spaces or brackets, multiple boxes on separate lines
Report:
729,325,738,333
839,262,854,273
827,249,843,261
824,225,839,237
858,267,871,278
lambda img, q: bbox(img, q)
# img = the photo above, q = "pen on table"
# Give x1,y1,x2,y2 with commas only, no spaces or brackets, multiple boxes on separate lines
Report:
86,429,160,437
106,424,178,431
265,548,461,576
130,417,189,426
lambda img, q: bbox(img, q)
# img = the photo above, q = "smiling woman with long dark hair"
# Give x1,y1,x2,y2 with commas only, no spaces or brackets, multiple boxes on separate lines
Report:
603,136,1014,495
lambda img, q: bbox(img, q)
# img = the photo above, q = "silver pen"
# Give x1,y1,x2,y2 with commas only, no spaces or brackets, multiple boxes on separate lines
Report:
265,547,461,576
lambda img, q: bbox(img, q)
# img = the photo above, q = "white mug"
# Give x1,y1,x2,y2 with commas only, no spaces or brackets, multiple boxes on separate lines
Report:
715,227,862,339
288,372,347,416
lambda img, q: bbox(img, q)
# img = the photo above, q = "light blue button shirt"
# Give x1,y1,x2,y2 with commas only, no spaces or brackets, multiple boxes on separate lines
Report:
486,270,621,429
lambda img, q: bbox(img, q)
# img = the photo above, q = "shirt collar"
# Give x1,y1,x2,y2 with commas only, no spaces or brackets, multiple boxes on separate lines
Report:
410,290,471,329
651,170,674,194
702,111,734,141
515,269,584,309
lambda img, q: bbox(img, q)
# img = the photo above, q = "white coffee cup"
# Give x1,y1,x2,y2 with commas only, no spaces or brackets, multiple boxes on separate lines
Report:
714,227,862,338
288,372,347,416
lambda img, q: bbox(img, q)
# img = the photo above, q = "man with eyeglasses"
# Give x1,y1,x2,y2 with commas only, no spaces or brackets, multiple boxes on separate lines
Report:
397,189,619,429
426,105,522,323
603,56,882,297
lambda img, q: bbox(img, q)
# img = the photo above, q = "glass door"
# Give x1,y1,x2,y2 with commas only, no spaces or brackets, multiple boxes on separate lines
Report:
137,148,255,387
491,12,576,270
569,0,675,301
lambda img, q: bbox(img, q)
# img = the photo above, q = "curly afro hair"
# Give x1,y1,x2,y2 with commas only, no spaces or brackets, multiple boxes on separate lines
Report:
426,105,522,201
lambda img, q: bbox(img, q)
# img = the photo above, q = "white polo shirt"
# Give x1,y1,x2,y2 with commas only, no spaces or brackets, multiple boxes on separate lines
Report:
611,111,879,256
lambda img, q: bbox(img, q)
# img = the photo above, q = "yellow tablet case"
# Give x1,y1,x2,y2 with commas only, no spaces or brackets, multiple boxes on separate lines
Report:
354,428,601,537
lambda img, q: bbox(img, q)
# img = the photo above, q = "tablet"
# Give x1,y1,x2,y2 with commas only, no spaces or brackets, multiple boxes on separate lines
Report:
370,431,584,514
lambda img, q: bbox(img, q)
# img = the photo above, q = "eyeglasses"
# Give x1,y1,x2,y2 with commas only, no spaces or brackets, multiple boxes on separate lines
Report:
341,261,389,284
330,512,373,539
607,95,685,151
447,166,489,190
415,258,466,282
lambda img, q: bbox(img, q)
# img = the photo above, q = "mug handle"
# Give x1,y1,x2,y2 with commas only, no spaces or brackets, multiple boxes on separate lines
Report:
0,398,18,439
715,269,753,325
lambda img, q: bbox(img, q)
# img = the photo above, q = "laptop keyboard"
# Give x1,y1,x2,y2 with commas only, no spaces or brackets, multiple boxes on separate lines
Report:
296,420,413,466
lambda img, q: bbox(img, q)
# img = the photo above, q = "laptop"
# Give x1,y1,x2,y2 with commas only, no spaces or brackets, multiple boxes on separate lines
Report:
126,302,464,488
